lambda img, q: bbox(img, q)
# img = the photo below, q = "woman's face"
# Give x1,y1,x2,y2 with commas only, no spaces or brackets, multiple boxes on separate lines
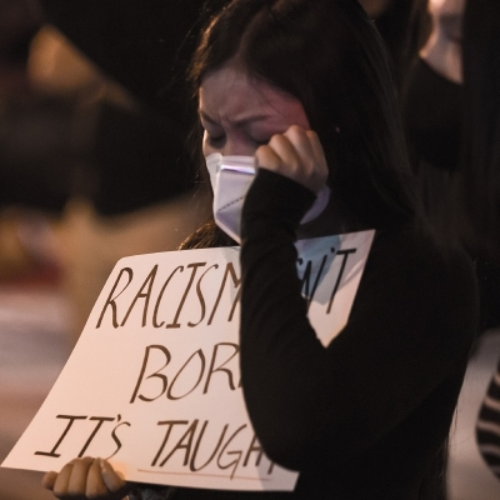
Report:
420,0,466,83
428,0,466,42
199,65,310,158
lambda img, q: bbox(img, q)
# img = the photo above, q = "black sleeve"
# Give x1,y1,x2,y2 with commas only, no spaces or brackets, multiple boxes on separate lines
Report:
239,169,478,471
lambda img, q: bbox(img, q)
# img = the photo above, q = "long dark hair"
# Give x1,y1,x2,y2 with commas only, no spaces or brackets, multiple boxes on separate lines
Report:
374,0,431,89
183,0,419,249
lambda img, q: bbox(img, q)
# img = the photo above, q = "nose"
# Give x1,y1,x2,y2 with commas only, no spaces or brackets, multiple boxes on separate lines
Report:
221,138,257,157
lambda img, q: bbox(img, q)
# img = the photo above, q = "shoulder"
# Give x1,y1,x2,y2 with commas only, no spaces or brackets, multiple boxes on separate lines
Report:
369,225,477,292
357,224,479,346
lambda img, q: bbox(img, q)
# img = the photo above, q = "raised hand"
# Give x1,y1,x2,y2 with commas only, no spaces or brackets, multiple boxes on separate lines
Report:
255,125,328,195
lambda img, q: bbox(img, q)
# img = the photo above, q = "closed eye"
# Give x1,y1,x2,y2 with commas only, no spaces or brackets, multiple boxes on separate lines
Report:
205,133,226,148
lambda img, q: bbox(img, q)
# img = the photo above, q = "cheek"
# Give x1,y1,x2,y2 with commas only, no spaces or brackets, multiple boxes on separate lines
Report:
202,131,213,156
226,140,259,157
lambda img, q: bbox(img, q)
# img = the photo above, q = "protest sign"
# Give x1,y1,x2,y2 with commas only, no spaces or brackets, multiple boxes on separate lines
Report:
2,230,374,491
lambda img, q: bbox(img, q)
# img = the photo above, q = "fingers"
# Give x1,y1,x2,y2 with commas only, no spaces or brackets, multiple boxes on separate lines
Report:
255,144,283,173
305,130,328,176
52,460,75,498
42,471,58,490
85,458,108,498
67,457,94,495
100,459,127,495
42,458,128,500
256,125,327,194
283,125,317,168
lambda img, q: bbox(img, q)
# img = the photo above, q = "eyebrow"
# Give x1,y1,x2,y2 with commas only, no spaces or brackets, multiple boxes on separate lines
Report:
199,111,218,125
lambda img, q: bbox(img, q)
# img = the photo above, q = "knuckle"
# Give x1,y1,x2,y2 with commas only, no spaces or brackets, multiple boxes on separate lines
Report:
268,133,282,145
306,129,318,139
286,126,303,144
288,124,302,135
256,144,270,155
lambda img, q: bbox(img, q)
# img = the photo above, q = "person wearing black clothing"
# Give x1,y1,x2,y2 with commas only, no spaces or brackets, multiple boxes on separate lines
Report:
42,1,478,498
403,0,500,331
239,175,477,500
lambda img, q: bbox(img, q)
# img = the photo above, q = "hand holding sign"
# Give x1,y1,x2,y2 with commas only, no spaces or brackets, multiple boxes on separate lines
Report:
42,457,129,500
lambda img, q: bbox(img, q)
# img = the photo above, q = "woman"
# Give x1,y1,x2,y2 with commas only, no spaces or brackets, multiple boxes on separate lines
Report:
403,0,500,331
42,0,478,498
402,0,500,487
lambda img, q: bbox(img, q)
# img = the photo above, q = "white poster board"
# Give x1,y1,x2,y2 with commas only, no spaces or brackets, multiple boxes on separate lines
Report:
2,230,374,492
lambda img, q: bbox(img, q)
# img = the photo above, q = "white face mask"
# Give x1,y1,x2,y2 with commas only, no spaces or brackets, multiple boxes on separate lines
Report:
205,153,331,243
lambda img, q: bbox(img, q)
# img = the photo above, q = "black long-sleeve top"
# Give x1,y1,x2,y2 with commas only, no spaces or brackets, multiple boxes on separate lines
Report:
163,170,478,500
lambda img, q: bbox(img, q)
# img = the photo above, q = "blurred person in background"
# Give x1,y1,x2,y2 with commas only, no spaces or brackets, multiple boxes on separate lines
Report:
398,0,500,485
0,0,60,281
403,0,500,332
363,0,500,490
0,0,227,341
24,22,211,342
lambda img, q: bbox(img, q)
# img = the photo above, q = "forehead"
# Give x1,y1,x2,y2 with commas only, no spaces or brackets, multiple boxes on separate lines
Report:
199,66,307,125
